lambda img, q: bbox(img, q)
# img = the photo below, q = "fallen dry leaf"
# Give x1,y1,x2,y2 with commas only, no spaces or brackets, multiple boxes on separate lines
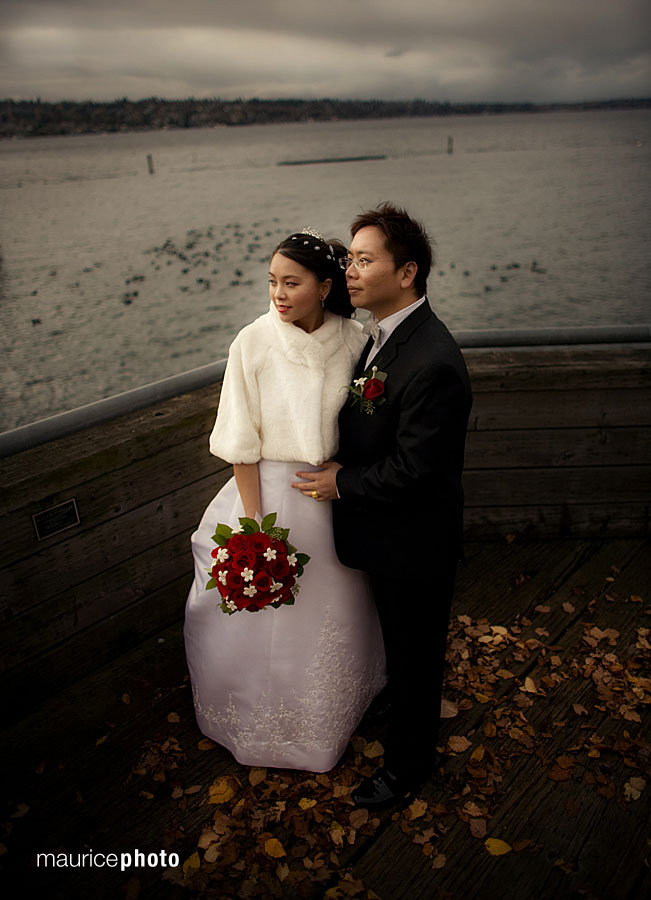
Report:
432,853,447,869
485,838,512,856
182,851,201,874
167,712,180,723
440,698,458,718
248,767,267,787
208,776,237,804
264,838,286,858
624,777,646,801
363,740,384,759
407,798,428,820
448,735,472,753
349,808,369,829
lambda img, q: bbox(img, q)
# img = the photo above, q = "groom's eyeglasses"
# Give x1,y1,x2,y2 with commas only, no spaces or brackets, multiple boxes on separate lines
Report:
338,256,405,271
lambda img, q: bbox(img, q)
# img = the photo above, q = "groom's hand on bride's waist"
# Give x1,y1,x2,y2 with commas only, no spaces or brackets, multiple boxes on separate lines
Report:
292,460,342,501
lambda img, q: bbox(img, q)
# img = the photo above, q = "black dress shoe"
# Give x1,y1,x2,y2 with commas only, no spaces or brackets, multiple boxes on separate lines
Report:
351,768,406,810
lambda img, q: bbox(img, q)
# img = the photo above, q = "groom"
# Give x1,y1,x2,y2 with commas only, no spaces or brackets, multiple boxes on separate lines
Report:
293,202,472,807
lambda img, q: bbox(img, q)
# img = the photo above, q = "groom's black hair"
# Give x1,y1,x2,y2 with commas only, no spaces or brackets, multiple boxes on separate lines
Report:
351,202,433,297
273,234,354,318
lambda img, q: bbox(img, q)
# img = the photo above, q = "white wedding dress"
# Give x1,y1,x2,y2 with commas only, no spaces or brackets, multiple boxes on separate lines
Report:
184,460,386,772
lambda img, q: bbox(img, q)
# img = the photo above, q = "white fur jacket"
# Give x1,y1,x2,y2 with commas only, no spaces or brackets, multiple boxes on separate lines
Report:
209,304,367,466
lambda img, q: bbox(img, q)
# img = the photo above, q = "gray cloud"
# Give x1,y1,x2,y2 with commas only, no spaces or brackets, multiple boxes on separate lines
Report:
1,0,649,102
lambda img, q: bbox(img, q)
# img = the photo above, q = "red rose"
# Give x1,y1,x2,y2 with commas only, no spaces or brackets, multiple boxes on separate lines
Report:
229,589,249,611
232,549,257,571
253,570,272,594
271,539,288,560
270,558,290,579
253,593,273,610
250,532,271,552
362,378,385,401
226,570,245,591
227,533,248,552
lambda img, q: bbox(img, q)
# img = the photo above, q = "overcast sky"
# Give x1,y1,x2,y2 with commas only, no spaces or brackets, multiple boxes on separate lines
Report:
1,0,650,103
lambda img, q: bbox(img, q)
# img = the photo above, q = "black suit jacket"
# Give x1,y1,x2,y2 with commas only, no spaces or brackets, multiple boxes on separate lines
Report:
333,300,472,573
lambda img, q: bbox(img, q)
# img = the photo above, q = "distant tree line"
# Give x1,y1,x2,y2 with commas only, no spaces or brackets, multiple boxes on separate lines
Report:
1,96,649,138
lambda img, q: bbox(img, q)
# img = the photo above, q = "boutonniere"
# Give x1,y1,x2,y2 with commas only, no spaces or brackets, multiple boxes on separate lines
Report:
346,365,387,414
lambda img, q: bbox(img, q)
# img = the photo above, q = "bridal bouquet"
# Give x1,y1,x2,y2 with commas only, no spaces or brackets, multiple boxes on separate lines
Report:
206,513,310,614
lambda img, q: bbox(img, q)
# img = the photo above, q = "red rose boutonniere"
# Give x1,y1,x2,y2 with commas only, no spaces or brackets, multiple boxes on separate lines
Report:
346,365,387,415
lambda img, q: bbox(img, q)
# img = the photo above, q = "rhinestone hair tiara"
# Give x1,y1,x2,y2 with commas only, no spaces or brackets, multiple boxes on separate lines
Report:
300,227,325,240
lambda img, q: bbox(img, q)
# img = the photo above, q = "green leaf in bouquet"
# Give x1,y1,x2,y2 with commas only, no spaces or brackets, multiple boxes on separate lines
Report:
268,526,290,542
238,516,260,533
212,523,233,545
283,595,295,606
296,553,310,567
205,576,217,590
221,600,236,615
261,512,277,532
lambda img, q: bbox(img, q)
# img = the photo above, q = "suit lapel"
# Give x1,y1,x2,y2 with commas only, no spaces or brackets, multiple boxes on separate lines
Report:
363,299,433,374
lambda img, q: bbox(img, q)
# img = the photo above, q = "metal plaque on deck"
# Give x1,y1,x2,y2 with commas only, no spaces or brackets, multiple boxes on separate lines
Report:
32,498,80,541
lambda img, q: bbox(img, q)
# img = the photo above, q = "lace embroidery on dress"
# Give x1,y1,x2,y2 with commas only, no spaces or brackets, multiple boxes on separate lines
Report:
192,608,385,764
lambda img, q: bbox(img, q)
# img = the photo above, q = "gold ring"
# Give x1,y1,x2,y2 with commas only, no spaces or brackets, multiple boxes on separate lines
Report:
311,490,319,500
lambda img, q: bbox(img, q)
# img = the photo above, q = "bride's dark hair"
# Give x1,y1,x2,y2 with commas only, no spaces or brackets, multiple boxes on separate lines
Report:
272,232,354,318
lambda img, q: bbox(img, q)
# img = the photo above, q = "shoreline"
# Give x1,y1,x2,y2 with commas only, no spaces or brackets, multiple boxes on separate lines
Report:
1,97,649,140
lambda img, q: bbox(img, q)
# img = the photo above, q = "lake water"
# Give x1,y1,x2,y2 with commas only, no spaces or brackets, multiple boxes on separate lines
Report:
1,108,650,430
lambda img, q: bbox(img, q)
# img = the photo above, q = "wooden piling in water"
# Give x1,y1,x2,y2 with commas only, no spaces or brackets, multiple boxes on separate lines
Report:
447,135,453,154
146,153,155,174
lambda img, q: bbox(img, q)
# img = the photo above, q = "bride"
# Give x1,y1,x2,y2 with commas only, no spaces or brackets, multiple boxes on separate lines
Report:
184,229,386,773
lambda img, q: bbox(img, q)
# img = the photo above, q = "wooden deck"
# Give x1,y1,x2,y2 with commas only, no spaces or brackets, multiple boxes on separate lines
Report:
2,537,649,900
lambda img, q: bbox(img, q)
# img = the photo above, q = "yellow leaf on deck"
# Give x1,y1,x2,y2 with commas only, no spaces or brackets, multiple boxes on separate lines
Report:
96,734,108,746
485,838,512,856
182,852,201,874
198,738,216,750
630,594,643,603
299,797,317,810
470,745,485,762
363,740,384,759
264,838,286,858
167,712,180,723
483,721,497,738
522,677,537,693
208,777,236,804
122,693,131,705
474,692,491,703
432,853,447,869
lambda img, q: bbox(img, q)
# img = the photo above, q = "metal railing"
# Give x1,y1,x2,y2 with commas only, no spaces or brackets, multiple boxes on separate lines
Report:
1,324,649,460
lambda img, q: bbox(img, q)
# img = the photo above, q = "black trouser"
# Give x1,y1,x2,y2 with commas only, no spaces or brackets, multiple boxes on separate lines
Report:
369,559,457,780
